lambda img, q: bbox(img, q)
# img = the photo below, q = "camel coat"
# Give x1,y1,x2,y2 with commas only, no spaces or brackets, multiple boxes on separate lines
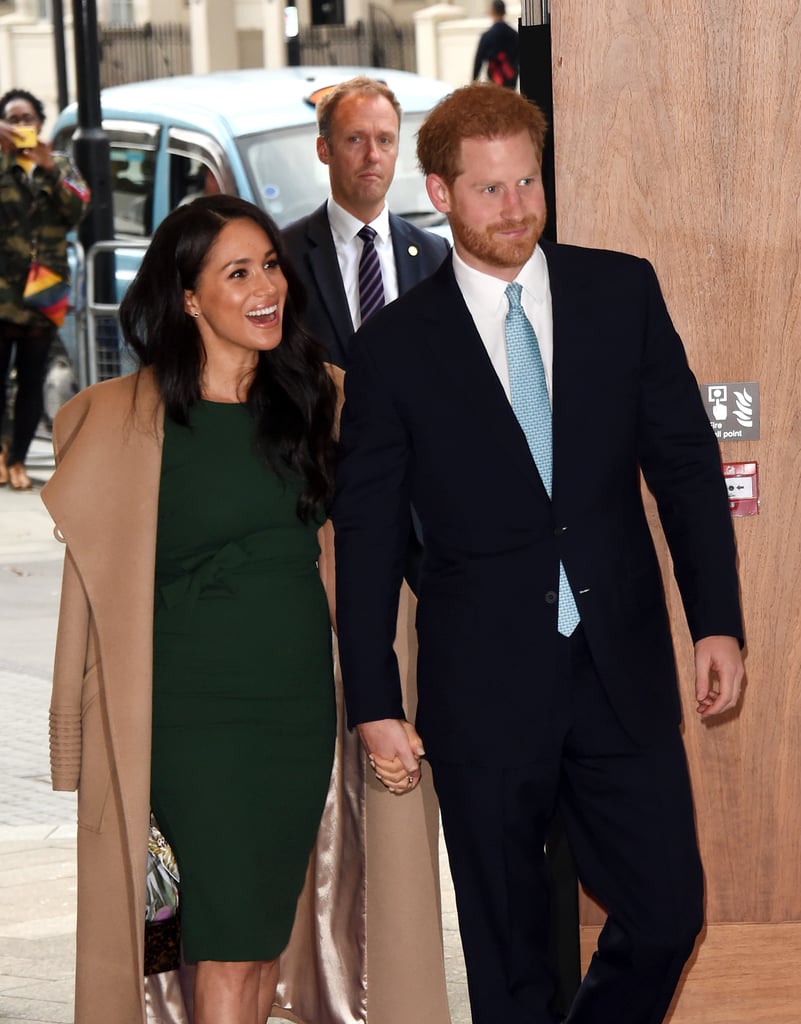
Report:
43,368,451,1024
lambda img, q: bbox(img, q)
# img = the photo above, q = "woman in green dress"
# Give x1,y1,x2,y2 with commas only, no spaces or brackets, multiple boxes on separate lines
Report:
119,194,338,1022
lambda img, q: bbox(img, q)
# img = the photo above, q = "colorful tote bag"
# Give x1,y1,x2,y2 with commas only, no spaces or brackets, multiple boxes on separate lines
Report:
22,260,70,327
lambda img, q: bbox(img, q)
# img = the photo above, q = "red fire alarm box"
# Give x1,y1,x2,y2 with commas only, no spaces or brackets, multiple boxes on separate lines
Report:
722,462,758,517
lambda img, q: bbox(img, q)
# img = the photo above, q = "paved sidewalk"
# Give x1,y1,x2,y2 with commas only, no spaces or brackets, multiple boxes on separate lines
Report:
0,828,76,1024
0,439,470,1024
0,438,76,1024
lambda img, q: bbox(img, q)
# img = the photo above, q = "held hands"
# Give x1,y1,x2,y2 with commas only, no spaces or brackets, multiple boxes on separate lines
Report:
357,718,425,795
694,635,744,717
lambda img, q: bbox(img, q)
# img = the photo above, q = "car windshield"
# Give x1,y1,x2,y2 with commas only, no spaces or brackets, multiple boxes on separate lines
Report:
237,113,447,230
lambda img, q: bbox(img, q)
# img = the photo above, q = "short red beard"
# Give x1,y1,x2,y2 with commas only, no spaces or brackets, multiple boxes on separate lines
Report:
451,212,544,270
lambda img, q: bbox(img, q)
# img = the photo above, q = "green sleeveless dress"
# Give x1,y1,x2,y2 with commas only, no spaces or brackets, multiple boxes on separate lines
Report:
150,401,335,962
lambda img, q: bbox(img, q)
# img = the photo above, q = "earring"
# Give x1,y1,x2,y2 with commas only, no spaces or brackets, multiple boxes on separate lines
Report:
193,312,200,318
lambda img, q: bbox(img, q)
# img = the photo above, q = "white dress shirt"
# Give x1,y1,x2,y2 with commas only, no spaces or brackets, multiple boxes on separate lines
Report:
453,243,554,404
326,197,399,329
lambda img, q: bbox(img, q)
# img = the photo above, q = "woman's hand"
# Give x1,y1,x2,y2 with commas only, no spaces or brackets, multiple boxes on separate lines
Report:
0,123,55,172
359,718,425,795
0,121,21,154
26,138,56,174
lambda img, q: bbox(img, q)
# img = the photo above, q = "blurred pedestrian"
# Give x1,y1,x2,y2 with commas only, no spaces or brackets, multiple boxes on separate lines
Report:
43,195,340,1024
0,88,89,490
472,0,520,90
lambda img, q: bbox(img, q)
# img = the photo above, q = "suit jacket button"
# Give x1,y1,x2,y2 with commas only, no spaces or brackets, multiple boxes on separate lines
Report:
545,590,558,604
554,526,567,536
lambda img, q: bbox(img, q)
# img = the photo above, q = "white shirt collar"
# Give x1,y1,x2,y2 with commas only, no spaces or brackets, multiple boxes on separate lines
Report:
451,242,553,402
452,242,548,309
326,196,391,245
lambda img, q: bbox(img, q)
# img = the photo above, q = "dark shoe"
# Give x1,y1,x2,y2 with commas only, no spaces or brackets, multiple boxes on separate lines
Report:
0,446,8,486
8,462,32,491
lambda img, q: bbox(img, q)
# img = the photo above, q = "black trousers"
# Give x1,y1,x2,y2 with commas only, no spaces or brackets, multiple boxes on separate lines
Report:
429,627,703,1024
0,320,55,466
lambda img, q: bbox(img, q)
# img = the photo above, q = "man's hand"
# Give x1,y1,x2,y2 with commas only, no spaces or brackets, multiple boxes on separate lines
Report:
357,718,425,795
694,635,744,717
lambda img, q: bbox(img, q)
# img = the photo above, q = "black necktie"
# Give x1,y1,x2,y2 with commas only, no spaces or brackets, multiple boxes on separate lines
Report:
357,225,385,323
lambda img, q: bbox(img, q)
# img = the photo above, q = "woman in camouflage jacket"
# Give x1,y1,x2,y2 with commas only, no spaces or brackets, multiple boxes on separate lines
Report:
0,88,90,490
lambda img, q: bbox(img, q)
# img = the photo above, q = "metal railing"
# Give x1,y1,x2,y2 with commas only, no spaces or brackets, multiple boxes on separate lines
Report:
64,238,88,390
97,19,415,89
299,19,415,70
99,22,191,87
82,240,150,385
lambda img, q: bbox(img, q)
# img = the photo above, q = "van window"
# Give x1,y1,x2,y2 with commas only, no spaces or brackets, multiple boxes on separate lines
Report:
167,128,232,210
237,125,330,226
237,114,445,230
109,146,156,237
52,121,159,239
171,154,224,207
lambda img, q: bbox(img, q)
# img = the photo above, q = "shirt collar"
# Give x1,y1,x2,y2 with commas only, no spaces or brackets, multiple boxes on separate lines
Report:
327,196,391,245
516,243,548,304
452,242,548,310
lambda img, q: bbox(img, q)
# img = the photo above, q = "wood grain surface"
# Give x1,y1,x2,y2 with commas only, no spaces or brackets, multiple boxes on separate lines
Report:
550,0,801,996
581,923,801,1022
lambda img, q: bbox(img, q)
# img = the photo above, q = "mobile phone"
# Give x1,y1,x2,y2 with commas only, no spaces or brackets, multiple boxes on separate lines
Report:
13,125,38,149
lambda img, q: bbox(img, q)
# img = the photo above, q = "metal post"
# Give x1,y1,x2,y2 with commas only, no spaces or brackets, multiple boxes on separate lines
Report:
51,0,69,112
286,3,301,66
519,20,557,242
70,0,115,301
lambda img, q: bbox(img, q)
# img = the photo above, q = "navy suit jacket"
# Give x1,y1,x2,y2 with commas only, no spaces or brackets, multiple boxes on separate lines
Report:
283,201,450,368
333,242,743,761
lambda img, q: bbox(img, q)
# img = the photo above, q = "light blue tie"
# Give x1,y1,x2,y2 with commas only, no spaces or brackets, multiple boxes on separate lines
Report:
504,281,580,637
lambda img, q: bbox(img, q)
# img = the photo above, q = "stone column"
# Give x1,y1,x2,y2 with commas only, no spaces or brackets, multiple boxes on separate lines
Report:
188,0,237,73
413,3,464,82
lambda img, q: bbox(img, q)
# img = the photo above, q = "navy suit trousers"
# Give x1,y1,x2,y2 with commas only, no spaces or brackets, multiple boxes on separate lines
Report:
429,627,703,1024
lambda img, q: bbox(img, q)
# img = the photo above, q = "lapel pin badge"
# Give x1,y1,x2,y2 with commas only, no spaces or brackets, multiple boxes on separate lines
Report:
407,245,419,257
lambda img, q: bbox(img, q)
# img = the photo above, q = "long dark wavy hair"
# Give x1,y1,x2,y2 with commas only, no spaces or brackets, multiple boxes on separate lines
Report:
119,195,337,521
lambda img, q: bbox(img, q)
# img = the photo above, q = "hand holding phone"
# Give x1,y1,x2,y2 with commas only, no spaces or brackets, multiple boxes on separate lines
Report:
13,125,38,149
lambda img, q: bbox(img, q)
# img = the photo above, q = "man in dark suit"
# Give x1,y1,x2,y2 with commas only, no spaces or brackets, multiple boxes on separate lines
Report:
333,83,745,1024
283,76,454,1024
283,76,449,370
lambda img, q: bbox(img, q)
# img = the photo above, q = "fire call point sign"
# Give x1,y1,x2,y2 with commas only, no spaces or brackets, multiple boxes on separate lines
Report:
701,382,760,441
